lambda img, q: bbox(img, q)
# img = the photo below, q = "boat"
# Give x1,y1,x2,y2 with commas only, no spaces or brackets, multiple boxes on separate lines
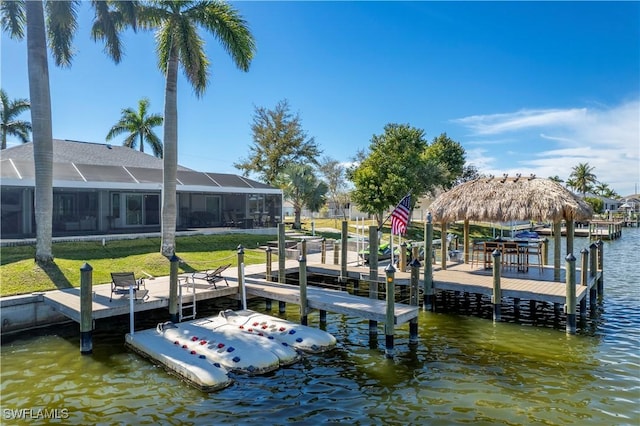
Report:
514,230,539,239
125,330,232,392
218,309,337,353
156,319,301,374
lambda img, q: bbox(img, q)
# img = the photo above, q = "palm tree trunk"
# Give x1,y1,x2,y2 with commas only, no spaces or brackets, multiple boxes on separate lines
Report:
26,0,53,263
139,133,144,153
161,45,178,257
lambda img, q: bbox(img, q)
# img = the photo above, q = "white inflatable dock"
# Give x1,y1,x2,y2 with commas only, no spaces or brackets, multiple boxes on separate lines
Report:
125,310,337,391
218,309,337,353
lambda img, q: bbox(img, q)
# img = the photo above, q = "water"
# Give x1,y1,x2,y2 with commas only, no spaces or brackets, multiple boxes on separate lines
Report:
2,229,639,425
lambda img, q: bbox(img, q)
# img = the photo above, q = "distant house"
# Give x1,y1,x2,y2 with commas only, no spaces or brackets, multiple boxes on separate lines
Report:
0,140,282,239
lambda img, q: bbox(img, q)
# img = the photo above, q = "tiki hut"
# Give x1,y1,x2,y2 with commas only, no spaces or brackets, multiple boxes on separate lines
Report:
429,174,593,272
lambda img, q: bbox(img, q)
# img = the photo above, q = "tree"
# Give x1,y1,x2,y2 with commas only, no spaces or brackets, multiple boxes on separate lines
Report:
276,164,327,229
0,88,31,149
424,133,466,189
2,0,135,263
106,97,163,157
569,162,597,196
594,182,619,199
318,156,349,219
235,99,322,185
454,164,483,186
136,1,255,257
348,123,444,228
548,175,564,184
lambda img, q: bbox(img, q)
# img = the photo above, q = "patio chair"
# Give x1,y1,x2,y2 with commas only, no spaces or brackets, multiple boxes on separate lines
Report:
110,272,148,302
191,264,231,289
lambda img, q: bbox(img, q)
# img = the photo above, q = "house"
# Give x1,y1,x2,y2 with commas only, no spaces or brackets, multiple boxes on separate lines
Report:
0,139,282,239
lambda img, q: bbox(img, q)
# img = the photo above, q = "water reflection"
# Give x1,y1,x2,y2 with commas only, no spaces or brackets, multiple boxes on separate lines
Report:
2,229,639,425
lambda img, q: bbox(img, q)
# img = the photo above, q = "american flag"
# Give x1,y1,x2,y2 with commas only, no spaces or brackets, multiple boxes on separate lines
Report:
390,194,411,235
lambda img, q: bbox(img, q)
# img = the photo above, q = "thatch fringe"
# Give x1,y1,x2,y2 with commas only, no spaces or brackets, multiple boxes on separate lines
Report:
430,176,593,223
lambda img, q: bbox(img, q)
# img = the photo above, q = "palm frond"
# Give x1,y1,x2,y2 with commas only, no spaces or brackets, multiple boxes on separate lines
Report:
45,0,80,67
1,0,26,39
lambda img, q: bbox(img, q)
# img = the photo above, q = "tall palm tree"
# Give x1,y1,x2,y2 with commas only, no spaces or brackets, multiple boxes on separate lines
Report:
0,88,31,149
569,162,597,196
2,1,135,262
106,98,163,157
137,0,255,257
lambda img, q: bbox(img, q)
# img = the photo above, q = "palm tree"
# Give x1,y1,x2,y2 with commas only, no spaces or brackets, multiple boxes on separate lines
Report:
106,98,163,157
277,164,328,230
2,1,135,262
0,88,31,149
137,1,255,257
569,162,597,196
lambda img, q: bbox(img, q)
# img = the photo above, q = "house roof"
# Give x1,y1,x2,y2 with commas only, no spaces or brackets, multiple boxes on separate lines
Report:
0,139,277,193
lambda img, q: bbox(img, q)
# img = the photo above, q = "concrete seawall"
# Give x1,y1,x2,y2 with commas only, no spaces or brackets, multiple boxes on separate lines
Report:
1,293,71,334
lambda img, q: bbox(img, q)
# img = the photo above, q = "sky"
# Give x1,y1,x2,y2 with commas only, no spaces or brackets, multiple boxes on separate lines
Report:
2,1,639,196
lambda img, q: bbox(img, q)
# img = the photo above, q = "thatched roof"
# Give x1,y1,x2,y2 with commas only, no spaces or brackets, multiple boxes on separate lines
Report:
430,175,593,223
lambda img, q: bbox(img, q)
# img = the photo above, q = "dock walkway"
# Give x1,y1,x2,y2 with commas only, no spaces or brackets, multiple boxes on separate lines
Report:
41,254,419,326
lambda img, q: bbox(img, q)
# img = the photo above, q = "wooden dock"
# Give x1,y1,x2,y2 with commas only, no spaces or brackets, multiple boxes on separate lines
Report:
41,258,419,326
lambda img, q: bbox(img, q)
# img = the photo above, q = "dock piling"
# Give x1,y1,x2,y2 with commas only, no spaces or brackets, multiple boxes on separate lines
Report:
299,254,308,326
423,213,434,311
265,246,273,310
580,249,588,321
169,254,179,323
368,225,379,337
321,238,326,264
400,242,407,273
409,258,420,344
597,240,604,297
589,242,598,306
491,250,502,322
565,253,577,334
384,264,396,358
237,245,246,310
341,221,348,289
80,262,93,355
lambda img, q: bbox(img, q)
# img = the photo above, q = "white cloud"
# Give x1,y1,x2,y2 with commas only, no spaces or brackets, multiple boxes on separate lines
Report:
453,108,588,136
454,100,640,195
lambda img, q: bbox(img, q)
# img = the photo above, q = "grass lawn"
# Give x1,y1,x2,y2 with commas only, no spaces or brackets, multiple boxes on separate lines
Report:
0,219,494,297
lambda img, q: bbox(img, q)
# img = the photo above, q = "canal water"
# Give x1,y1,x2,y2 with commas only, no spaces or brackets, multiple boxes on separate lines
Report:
1,229,638,425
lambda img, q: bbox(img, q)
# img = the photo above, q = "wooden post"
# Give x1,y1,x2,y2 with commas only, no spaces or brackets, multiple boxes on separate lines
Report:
463,219,470,264
265,247,273,310
491,249,502,322
341,221,348,287
565,253,577,334
589,242,598,310
597,240,604,297
80,263,93,355
169,254,179,323
579,248,588,321
265,246,273,282
321,237,326,264
424,213,434,311
440,221,448,270
553,221,562,281
399,242,407,272
278,223,286,285
566,220,575,261
301,239,307,259
409,258,420,344
333,239,339,265
278,224,287,313
237,245,246,310
542,238,549,266
384,264,396,358
368,225,379,337
298,254,308,326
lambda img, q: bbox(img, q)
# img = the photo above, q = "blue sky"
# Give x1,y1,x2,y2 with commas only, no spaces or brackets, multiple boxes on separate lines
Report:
2,1,639,196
